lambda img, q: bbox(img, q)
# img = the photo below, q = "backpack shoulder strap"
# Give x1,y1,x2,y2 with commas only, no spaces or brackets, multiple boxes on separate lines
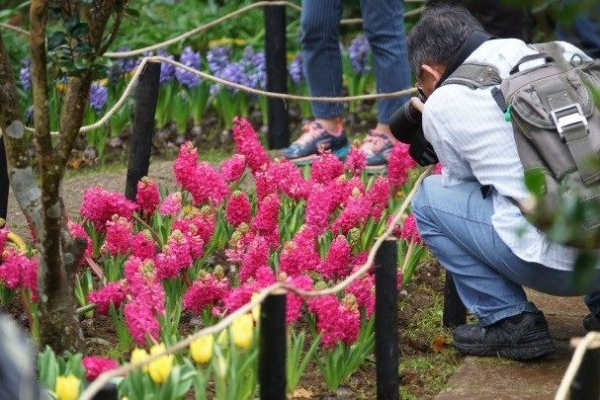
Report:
442,62,502,89
529,42,571,71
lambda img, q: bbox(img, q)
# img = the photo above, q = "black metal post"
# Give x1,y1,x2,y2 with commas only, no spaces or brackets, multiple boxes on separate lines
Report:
264,4,290,149
375,238,399,400
570,347,600,400
125,61,161,201
259,293,286,400
92,382,118,400
0,137,8,221
443,271,467,328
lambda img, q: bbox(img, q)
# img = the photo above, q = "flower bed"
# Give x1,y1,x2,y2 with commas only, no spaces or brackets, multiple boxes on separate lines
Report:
0,118,440,398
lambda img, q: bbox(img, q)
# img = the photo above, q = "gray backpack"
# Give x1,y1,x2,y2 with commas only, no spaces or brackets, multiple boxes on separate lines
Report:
445,42,600,248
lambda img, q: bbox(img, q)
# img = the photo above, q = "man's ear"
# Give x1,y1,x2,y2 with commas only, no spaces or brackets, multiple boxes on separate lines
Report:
421,64,444,87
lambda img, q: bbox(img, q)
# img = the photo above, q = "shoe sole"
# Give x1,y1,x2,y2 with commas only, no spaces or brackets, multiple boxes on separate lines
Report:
365,164,387,174
454,338,556,360
287,144,351,166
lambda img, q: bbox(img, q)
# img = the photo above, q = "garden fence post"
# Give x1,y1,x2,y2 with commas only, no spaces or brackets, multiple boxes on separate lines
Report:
259,293,287,400
264,3,290,149
375,238,399,400
92,382,118,400
0,137,8,221
570,346,600,399
443,271,467,328
125,61,161,201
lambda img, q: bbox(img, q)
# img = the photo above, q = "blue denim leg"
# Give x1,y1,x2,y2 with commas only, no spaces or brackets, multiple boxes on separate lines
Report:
300,0,344,119
412,176,600,324
360,0,412,124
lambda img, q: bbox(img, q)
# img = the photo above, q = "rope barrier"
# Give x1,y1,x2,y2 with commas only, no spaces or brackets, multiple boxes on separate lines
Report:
555,332,600,399
0,22,29,36
79,165,432,400
25,56,416,136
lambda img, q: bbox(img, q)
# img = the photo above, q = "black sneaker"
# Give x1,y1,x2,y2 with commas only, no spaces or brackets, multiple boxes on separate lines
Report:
453,311,556,360
583,313,600,332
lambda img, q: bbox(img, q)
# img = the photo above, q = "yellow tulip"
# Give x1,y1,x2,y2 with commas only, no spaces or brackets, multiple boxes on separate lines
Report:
217,328,229,347
251,293,261,323
231,314,254,349
130,348,150,373
55,374,80,400
190,335,214,364
147,344,174,384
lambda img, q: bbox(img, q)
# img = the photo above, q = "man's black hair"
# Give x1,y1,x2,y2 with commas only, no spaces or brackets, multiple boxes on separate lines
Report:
408,4,484,73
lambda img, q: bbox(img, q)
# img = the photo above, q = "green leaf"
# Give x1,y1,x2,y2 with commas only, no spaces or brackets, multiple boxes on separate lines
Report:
524,167,546,197
125,7,140,18
70,22,90,38
47,31,68,51
74,43,95,55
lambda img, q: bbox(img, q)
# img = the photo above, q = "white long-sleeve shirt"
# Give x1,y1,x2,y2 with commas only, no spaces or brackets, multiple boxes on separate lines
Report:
422,39,590,271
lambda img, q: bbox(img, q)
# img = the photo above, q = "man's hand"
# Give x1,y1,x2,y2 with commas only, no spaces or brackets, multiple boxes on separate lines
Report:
411,96,425,113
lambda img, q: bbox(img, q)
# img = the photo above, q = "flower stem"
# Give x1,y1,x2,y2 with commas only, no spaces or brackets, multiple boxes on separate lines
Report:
401,239,415,274
133,214,164,247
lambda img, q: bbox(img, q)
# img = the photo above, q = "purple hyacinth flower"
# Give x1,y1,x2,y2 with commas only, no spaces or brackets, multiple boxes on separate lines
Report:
175,46,201,88
157,49,175,84
19,58,31,91
348,35,371,74
214,62,243,93
25,105,34,124
288,54,304,85
89,82,108,114
115,47,137,74
237,46,266,90
207,46,231,74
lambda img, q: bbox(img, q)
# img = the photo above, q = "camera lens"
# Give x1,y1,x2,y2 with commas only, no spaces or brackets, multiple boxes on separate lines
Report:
390,99,424,144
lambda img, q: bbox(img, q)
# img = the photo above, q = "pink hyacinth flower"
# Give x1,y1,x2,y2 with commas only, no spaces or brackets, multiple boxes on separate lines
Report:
387,142,417,189
183,273,230,315
220,154,247,182
345,145,367,176
400,214,423,244
305,184,333,235
83,356,119,381
226,191,252,227
130,230,157,261
240,235,270,282
251,194,280,249
279,226,320,277
88,281,127,315
367,176,390,220
232,117,271,173
80,186,137,232
101,216,134,256
311,151,344,184
318,235,351,282
159,192,183,216
124,298,160,345
136,177,160,216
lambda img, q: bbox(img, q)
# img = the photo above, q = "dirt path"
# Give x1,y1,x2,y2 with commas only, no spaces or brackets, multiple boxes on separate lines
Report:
5,160,176,237
436,291,587,399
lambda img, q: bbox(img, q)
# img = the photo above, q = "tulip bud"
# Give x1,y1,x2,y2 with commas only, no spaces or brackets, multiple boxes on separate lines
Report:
130,348,150,373
190,335,214,364
231,314,254,349
147,344,174,384
55,375,80,400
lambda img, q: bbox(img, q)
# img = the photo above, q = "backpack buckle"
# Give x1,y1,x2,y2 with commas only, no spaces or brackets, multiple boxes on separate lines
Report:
550,103,588,139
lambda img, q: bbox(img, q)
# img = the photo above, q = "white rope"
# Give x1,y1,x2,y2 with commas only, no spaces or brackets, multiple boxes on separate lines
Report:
0,22,29,36
25,56,416,136
555,332,600,400
79,166,432,400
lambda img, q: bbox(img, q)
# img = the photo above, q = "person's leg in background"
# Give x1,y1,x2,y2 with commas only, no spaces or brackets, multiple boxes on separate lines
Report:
359,0,412,170
410,175,555,359
283,0,349,162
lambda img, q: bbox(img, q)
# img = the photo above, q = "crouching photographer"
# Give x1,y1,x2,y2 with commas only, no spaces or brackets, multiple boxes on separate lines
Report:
396,4,600,360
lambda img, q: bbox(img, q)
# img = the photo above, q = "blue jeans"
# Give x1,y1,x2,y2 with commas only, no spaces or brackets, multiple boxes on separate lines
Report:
411,176,600,325
300,0,411,124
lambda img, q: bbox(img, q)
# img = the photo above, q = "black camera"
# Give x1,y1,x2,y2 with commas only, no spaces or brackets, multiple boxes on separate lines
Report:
389,95,438,166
